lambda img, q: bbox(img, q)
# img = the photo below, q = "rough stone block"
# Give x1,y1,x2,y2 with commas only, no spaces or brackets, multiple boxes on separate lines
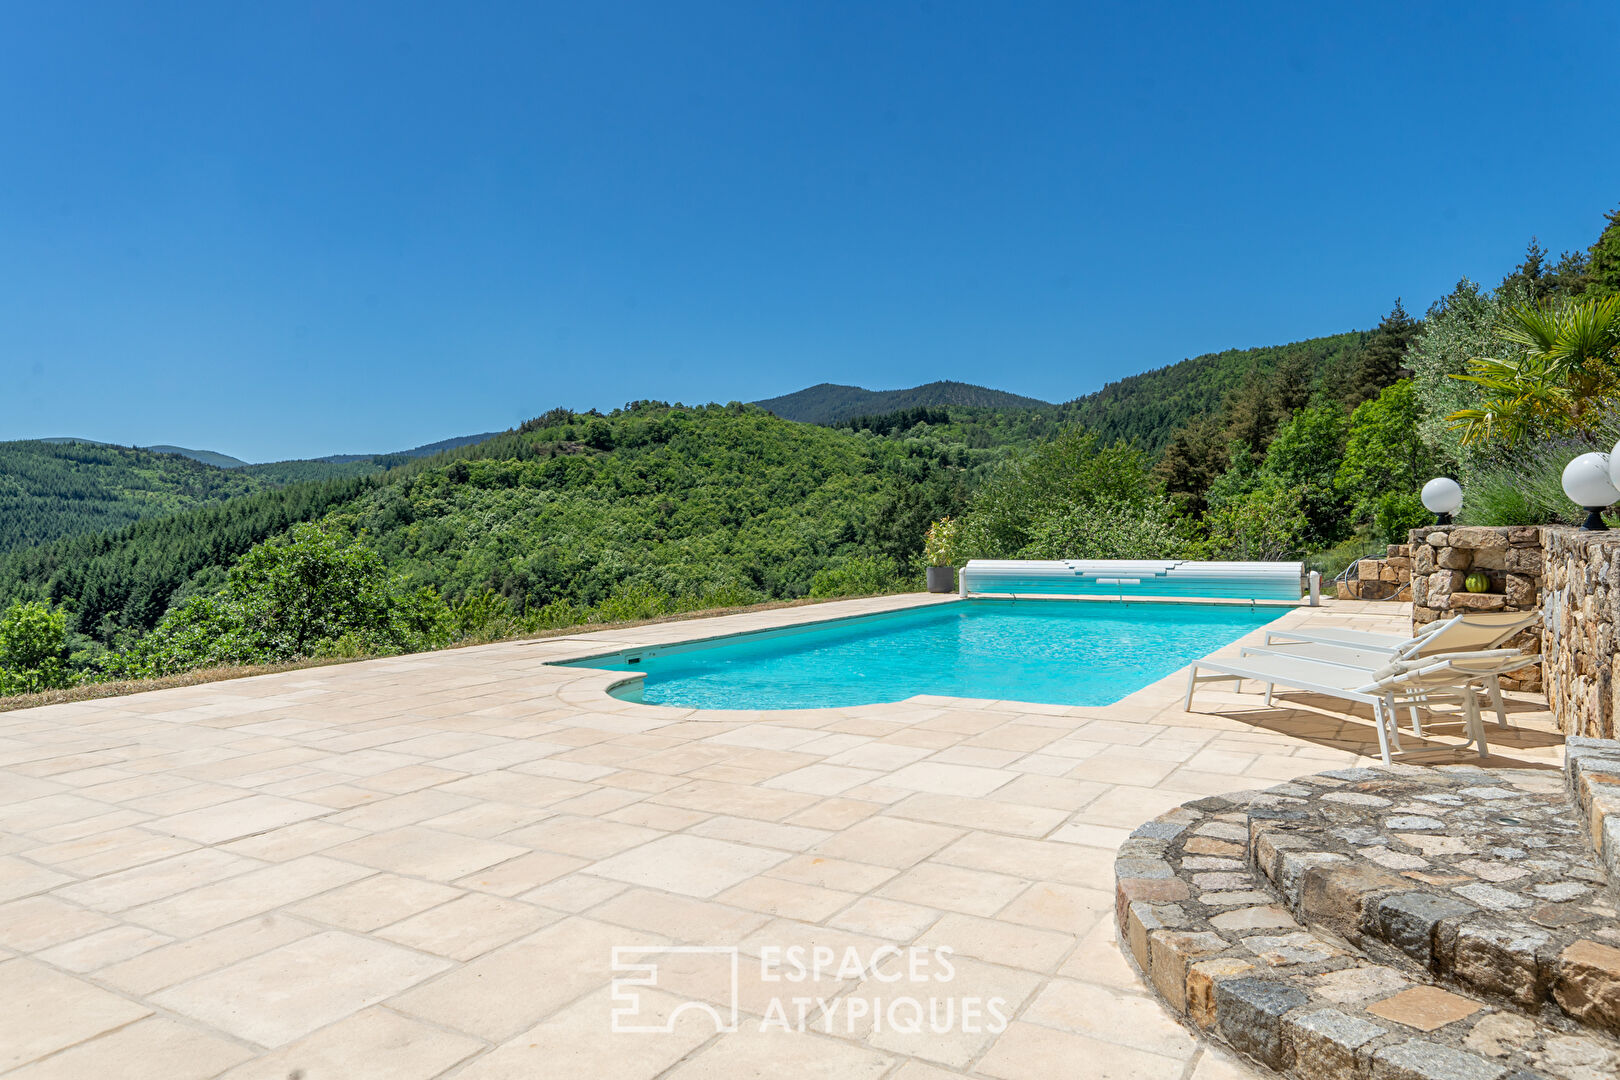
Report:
1286,1008,1387,1080
1413,546,1436,574
1451,592,1508,611
1552,938,1620,1033
1368,891,1477,968
1300,861,1409,938
1150,930,1228,1012
1470,548,1508,571
1370,1039,1507,1080
1505,574,1536,606
1126,901,1186,973
1214,977,1309,1070
1360,559,1385,582
1505,548,1543,574
1427,532,1449,548
1429,570,1465,595
1439,547,1473,569
1115,875,1189,929
1451,920,1550,1006
1450,527,1511,551
1187,957,1254,1028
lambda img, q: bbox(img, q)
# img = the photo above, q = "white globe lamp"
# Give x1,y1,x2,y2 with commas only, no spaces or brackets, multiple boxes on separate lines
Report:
1562,452,1618,531
1420,477,1463,525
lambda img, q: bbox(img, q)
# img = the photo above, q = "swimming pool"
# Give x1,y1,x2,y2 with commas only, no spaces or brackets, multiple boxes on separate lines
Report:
559,599,1284,710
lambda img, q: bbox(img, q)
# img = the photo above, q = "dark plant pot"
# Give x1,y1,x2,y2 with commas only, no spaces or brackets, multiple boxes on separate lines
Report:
926,565,956,593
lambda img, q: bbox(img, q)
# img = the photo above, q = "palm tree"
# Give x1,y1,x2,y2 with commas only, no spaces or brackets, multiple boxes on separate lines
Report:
1448,294,1620,446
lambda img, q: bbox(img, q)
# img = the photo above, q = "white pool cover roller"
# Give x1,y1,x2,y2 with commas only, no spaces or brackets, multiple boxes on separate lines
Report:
959,559,1307,602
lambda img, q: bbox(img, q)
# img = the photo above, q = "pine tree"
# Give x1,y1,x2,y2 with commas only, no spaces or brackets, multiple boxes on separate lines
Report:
1347,299,1420,405
1584,205,1620,300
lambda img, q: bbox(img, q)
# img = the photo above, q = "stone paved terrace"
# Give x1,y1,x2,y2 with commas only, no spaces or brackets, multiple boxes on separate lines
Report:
0,594,1564,1080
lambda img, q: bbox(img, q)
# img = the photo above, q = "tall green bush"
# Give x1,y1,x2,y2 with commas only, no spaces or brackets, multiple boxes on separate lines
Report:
0,600,73,694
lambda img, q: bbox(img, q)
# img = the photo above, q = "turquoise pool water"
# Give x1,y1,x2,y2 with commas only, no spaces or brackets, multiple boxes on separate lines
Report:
560,599,1283,710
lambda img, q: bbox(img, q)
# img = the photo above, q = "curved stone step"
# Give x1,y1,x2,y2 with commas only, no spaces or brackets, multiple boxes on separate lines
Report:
1113,757,1620,1080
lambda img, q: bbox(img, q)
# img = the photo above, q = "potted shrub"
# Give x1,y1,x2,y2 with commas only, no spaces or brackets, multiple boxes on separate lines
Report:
924,517,961,593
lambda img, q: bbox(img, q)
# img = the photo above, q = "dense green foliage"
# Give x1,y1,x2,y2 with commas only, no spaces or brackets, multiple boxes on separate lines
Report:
756,381,1051,425
113,524,451,677
0,600,72,694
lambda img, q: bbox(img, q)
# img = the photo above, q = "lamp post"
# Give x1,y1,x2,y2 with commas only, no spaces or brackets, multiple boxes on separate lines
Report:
1420,477,1463,526
1561,452,1618,531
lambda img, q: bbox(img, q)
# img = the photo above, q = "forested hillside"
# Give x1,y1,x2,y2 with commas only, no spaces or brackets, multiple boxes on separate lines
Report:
0,404,980,650
0,440,379,553
755,380,1051,424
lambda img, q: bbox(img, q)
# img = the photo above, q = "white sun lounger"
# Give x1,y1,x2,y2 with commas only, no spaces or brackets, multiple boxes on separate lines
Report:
1240,644,1522,731
1182,652,1539,765
1263,611,1540,659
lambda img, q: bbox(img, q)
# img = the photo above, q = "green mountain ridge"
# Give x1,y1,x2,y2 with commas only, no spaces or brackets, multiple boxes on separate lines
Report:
754,380,1053,425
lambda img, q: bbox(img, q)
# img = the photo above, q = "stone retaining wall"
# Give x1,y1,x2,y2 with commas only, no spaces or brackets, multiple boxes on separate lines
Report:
1408,526,1545,693
1544,529,1620,740
1338,545,1413,601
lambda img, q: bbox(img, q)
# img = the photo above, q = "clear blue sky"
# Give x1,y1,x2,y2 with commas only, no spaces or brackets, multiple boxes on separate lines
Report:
3,2,1616,462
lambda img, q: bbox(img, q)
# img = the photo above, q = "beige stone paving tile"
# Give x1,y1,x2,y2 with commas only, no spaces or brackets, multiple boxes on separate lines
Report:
27,808,149,844
123,854,373,936
434,769,602,810
809,816,964,870
285,873,462,932
297,783,404,810
510,755,619,782
916,711,1006,735
453,986,711,1080
354,764,466,794
926,746,1025,768
1021,977,1198,1057
605,802,711,830
2,1016,254,1080
24,829,196,880
817,741,936,771
885,792,1066,839
828,896,942,941
715,875,860,922
918,912,1074,972
762,763,888,796
0,896,120,954
1055,919,1143,991
0,858,74,904
599,768,703,793
218,819,370,861
500,815,663,859
414,800,555,839
518,872,629,913
767,854,898,892
153,929,451,1047
326,827,526,882
1078,784,1206,829
0,793,107,834
889,1063,971,1080
974,1021,1190,1079
589,835,789,898
932,833,1113,888
389,916,665,1041
1047,821,1132,849
983,774,1107,812
996,882,1112,935
93,914,319,995
1065,753,1181,788
454,849,590,896
1190,1044,1266,1079
1184,747,1261,774
686,814,831,851
34,922,170,971
146,794,331,844
590,886,771,944
0,957,153,1071
882,762,1016,797
665,1025,893,1080
1067,718,1165,746
964,724,1067,752
377,893,559,960
852,956,1042,1068
877,863,1029,918
323,788,477,830
650,779,819,821
839,782,914,805
545,786,652,817
214,1006,482,1080
429,741,563,772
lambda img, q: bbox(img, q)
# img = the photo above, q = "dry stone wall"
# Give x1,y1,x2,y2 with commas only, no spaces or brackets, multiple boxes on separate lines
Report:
1543,528,1620,740
1408,526,1545,693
